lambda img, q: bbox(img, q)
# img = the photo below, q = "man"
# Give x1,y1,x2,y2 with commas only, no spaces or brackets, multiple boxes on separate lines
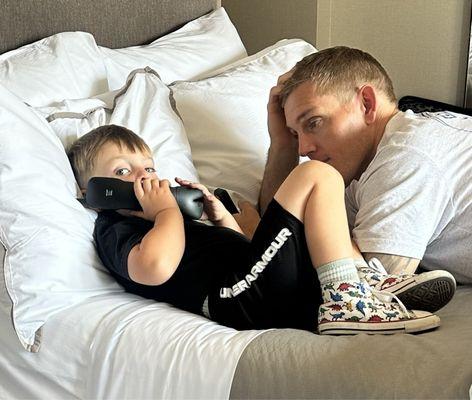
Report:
259,46,472,312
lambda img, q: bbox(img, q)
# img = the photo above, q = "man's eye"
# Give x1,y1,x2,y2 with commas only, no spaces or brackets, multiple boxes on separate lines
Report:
307,118,321,131
145,167,156,173
116,168,130,176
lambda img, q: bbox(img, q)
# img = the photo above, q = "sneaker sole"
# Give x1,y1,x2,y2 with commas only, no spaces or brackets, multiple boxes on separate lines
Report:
388,271,456,313
318,313,440,335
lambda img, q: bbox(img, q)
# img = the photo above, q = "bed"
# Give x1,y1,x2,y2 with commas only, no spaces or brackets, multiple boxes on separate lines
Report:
1,1,471,399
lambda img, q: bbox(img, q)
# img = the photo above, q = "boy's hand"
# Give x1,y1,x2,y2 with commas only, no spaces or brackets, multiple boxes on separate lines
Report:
175,177,229,223
132,177,180,222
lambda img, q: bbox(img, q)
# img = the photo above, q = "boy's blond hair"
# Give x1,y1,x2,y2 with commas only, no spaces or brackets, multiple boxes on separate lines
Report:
67,125,151,189
280,46,396,106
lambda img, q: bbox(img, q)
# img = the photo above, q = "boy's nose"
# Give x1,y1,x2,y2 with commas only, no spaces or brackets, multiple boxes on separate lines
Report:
136,169,153,180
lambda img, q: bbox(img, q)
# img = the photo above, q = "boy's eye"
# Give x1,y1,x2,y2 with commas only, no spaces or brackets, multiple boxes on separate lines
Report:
116,168,130,176
145,167,156,173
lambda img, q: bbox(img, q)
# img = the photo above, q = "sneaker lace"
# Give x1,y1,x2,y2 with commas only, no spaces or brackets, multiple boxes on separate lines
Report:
367,257,388,275
370,287,411,319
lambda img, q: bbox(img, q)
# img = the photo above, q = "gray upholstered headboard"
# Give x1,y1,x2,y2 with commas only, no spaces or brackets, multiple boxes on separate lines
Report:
1,0,220,54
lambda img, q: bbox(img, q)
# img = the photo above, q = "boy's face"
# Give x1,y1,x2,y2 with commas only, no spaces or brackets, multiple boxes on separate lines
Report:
90,141,157,183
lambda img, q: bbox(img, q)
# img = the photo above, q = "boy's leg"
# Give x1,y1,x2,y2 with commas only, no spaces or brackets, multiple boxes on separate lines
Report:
274,161,440,335
274,160,353,266
208,198,322,331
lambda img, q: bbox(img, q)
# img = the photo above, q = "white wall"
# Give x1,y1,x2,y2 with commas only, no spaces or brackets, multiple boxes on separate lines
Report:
223,0,471,106
317,0,471,105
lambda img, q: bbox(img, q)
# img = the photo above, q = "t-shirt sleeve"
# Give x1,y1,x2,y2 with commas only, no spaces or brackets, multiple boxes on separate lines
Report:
351,145,453,259
94,212,152,281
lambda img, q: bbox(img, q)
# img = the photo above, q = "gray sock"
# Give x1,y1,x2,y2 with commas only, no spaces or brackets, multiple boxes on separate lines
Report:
316,258,359,285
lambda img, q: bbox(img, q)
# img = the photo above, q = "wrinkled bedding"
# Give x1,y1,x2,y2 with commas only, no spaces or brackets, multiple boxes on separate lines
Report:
231,285,472,399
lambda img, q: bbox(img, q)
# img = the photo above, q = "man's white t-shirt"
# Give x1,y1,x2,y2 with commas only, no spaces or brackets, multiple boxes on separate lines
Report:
345,110,472,283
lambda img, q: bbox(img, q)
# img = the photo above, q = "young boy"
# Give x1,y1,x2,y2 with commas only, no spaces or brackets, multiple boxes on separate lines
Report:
68,124,441,334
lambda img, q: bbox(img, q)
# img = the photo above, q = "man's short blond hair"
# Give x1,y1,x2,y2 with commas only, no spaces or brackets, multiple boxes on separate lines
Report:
67,125,151,189
280,46,396,106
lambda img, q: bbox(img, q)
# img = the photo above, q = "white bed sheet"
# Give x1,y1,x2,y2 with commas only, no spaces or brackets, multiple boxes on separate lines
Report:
0,291,263,399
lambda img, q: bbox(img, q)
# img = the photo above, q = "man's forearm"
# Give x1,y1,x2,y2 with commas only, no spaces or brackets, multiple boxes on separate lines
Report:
259,143,298,214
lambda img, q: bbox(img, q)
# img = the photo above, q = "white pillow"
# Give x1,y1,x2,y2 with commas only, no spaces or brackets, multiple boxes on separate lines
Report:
35,68,199,185
171,39,316,205
0,32,108,107
0,86,122,352
101,7,247,90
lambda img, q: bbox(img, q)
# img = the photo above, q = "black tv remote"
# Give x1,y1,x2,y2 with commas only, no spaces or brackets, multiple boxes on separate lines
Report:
214,188,239,214
83,177,204,220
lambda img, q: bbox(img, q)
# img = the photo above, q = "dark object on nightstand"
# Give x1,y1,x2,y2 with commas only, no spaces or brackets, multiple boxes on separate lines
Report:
399,95,472,116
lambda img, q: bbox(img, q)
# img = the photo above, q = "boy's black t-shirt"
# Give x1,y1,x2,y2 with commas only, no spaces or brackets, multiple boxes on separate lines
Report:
93,210,251,315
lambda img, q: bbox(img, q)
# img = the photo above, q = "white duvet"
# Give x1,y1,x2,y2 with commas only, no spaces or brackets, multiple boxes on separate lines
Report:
0,292,262,399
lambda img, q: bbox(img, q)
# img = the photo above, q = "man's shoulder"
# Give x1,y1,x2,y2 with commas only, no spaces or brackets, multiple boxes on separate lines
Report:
384,110,472,147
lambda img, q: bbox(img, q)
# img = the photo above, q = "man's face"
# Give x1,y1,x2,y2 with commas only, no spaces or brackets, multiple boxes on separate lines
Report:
284,81,373,185
91,141,157,183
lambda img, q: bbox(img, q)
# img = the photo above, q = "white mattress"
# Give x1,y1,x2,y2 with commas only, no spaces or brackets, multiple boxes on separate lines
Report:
0,292,263,399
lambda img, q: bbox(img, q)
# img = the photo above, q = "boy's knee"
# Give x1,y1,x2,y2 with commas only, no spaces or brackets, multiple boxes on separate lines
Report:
293,161,344,188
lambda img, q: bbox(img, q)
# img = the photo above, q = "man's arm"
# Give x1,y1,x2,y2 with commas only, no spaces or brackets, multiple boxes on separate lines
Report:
363,252,420,275
259,143,298,214
258,71,298,214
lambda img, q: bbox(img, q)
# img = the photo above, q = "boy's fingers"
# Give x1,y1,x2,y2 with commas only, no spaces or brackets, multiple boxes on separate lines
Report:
141,177,152,192
134,178,144,198
182,181,210,196
159,179,170,188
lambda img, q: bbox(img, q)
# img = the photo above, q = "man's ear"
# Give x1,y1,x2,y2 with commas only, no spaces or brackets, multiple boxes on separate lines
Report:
359,85,377,124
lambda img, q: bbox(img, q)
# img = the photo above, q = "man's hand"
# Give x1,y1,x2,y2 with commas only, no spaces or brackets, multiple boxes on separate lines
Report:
267,69,297,149
233,201,261,240
259,69,300,214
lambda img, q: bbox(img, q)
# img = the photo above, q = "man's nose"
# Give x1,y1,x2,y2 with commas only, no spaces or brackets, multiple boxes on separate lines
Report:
298,136,317,159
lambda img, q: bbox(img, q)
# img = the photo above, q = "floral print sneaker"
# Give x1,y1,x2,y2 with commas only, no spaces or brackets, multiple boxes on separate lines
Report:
318,279,440,335
357,258,456,313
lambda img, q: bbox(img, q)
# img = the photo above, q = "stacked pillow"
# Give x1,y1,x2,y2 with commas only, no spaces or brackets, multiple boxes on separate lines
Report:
100,7,247,89
35,68,199,185
0,32,108,107
0,7,246,107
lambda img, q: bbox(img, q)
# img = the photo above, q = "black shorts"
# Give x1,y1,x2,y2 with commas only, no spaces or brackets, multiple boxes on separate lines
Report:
208,199,322,331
